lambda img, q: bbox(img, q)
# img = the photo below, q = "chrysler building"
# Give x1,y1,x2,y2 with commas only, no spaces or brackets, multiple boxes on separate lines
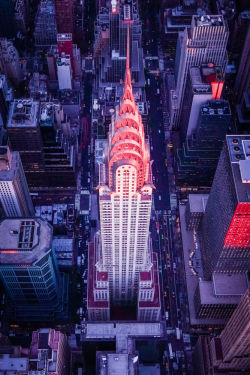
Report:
88,21,161,321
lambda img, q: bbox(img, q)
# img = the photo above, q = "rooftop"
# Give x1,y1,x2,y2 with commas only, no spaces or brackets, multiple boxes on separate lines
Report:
107,353,128,375
0,218,52,265
0,354,28,373
193,15,225,27
7,99,39,128
226,135,250,202
188,194,209,213
198,280,242,305
213,273,248,296
85,322,163,339
39,103,54,127
200,100,231,116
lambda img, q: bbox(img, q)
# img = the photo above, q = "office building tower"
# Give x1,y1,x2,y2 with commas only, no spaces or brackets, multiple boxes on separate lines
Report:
234,20,250,103
0,39,23,85
176,100,234,187
7,99,44,174
201,135,250,278
213,288,250,370
0,0,17,38
179,64,224,142
34,0,57,46
88,24,160,320
162,4,202,59
194,273,248,320
14,0,28,34
236,88,250,132
54,0,73,34
0,146,34,217
29,329,69,375
57,55,73,90
194,289,250,373
0,217,68,322
231,10,250,58
0,74,10,127
95,0,145,86
171,15,229,129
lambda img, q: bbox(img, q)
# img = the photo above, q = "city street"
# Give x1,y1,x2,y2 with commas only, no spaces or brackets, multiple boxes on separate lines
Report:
141,3,192,373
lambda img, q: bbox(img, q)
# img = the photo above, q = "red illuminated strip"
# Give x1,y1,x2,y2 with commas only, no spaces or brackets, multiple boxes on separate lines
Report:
1,250,19,253
224,203,250,247
211,81,224,99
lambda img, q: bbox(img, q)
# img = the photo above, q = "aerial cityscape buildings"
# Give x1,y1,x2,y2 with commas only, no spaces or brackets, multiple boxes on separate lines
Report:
0,0,249,374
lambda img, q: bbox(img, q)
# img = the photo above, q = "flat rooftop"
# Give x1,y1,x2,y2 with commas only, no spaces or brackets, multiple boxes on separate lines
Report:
7,99,39,128
0,218,52,265
0,354,28,373
198,280,243,305
226,135,250,202
213,273,248,296
193,15,225,27
107,353,128,375
188,194,209,213
85,322,163,339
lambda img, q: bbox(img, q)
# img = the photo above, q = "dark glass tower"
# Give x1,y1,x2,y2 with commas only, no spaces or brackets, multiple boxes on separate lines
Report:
0,0,17,38
176,100,234,187
201,135,250,278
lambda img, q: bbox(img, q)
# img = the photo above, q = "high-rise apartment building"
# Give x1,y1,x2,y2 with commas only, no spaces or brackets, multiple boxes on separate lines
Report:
88,24,160,319
201,135,250,278
54,0,73,34
0,146,34,217
0,217,68,322
171,15,229,129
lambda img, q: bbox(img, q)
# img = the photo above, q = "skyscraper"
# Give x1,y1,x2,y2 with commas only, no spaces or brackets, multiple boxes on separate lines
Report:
215,288,250,370
99,25,152,303
201,135,250,278
234,18,250,103
0,217,67,322
7,99,44,174
54,0,73,34
0,0,17,38
171,15,229,129
88,23,160,319
194,288,250,373
0,146,34,217
176,100,234,187
34,0,57,46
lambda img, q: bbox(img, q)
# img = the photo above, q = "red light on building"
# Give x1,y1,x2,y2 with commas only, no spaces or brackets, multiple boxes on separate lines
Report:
211,81,224,99
224,203,250,247
1,250,19,253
